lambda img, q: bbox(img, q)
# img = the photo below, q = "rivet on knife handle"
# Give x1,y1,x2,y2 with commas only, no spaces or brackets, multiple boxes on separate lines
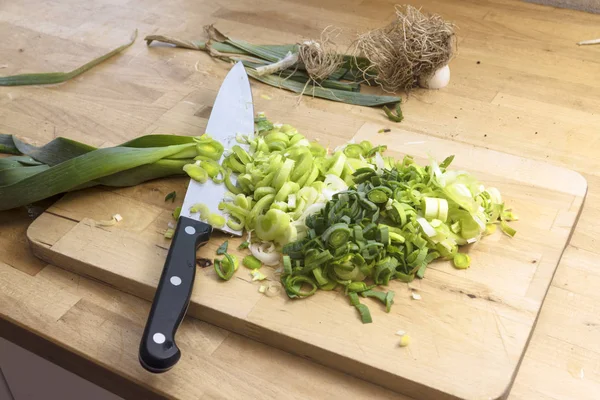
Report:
139,216,212,373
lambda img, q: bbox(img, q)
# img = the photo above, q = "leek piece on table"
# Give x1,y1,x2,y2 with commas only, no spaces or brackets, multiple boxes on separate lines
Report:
164,191,177,203
216,241,229,255
0,30,138,86
243,255,262,270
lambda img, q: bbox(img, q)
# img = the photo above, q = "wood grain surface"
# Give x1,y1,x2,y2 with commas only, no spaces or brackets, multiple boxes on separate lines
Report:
1,0,600,399
27,123,586,399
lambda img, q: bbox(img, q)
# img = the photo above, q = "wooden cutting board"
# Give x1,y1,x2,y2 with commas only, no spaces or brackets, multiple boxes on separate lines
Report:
26,123,586,400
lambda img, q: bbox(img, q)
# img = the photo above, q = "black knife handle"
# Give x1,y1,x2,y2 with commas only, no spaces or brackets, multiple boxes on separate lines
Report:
139,216,212,373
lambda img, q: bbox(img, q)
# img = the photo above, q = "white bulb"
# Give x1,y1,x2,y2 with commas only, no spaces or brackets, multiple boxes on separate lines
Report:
419,65,450,89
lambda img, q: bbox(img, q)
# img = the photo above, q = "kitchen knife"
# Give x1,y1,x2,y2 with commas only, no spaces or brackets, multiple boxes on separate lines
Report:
139,61,254,373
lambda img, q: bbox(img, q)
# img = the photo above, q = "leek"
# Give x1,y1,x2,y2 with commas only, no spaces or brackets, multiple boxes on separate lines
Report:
216,241,229,255
164,191,177,203
243,255,262,270
0,133,201,211
145,28,401,108
215,254,237,280
0,30,137,86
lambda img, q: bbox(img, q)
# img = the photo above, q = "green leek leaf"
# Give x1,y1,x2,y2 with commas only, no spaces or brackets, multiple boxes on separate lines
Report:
0,30,137,86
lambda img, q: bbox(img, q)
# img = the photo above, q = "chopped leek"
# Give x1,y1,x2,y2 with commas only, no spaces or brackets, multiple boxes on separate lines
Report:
68,114,514,325
398,334,411,347
243,255,262,270
251,270,267,281
216,241,228,255
165,191,176,203
172,206,181,220
500,220,516,237
183,163,208,183
207,213,226,228
215,253,237,280
383,102,404,123
348,292,372,324
453,253,471,269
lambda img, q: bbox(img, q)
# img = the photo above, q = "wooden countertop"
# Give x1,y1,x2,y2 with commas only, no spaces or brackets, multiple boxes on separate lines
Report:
1,0,599,399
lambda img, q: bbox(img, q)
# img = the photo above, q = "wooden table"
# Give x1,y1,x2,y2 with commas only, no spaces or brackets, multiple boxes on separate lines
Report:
1,0,599,399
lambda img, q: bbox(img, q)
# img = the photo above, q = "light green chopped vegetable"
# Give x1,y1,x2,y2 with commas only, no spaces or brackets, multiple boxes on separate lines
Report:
383,101,404,123
172,206,181,220
195,134,225,160
208,213,226,228
215,253,238,280
251,270,267,281
453,253,471,269
183,163,208,183
255,208,290,242
485,223,497,235
243,255,262,270
238,241,250,250
190,203,210,218
500,220,516,237
164,228,175,239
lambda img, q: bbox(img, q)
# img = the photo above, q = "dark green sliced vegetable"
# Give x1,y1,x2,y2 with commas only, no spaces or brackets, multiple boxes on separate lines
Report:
238,241,250,250
216,241,229,255
214,253,237,280
360,289,387,303
383,101,404,123
348,292,372,324
282,275,318,298
165,191,177,203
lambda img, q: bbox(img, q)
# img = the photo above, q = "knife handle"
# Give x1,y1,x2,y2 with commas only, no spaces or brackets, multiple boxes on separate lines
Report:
139,216,212,373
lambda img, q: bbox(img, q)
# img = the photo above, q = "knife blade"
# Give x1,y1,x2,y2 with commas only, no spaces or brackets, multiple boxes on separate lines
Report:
139,62,254,373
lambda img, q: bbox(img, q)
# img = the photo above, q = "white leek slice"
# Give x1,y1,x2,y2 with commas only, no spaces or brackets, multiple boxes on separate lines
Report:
417,217,436,237
250,242,280,266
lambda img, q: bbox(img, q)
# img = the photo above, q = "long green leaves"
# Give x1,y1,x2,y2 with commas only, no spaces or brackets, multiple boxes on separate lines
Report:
0,30,137,86
0,134,199,211
246,68,400,106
